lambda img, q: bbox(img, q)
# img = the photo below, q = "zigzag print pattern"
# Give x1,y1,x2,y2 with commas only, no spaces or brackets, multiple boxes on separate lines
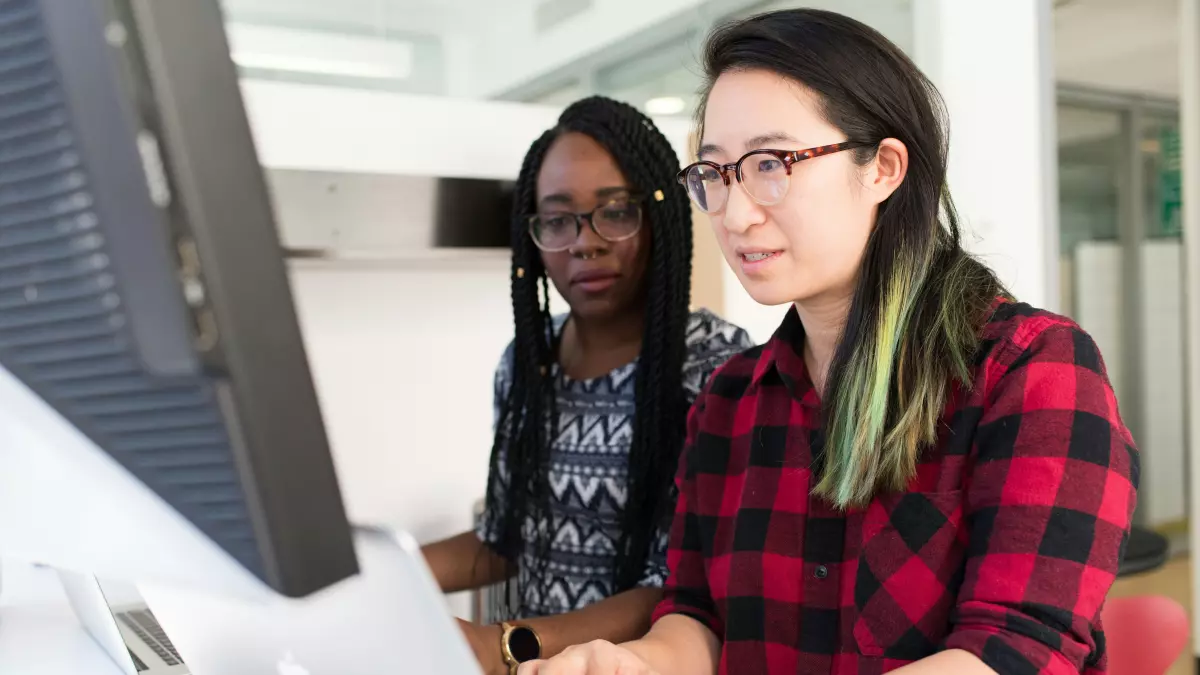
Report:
478,309,754,618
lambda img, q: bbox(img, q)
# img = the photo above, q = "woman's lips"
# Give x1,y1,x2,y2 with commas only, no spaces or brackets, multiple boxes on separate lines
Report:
738,250,783,274
571,270,621,293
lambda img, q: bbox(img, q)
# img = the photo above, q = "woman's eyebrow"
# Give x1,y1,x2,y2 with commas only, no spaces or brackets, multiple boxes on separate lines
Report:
698,131,805,159
746,131,803,149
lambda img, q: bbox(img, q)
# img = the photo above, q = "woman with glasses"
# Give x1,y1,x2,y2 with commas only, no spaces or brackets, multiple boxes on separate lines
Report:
522,9,1137,675
421,95,752,675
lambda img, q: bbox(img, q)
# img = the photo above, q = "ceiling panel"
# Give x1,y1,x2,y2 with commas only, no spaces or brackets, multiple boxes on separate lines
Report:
1054,0,1179,98
219,0,491,34
219,0,1187,106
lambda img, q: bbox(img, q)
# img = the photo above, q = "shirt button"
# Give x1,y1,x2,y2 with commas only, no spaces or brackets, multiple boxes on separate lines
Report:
815,565,829,579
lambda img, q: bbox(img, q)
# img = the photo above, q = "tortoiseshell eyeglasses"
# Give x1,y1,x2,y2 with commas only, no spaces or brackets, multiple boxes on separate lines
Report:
677,141,872,214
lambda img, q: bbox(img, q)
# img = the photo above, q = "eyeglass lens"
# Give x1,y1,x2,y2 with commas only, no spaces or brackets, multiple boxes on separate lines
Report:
530,201,642,250
682,151,790,214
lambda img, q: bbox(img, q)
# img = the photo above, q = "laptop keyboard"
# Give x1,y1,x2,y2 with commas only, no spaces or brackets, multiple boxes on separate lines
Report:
117,609,184,666
129,648,150,672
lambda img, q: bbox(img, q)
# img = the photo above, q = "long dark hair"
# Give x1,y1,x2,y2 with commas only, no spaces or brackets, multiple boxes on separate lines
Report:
485,96,694,609
698,10,1006,507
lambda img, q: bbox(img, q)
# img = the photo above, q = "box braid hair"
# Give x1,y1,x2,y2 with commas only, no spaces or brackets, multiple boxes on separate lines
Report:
485,96,693,613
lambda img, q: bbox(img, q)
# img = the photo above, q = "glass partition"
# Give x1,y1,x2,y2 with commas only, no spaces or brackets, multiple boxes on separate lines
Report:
1058,91,1185,531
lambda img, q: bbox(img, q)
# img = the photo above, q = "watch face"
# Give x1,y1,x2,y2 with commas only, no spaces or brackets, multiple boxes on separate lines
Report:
507,626,540,662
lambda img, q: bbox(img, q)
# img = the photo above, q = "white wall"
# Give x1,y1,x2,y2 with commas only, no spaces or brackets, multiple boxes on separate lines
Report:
241,79,561,178
912,0,1060,311
285,257,515,539
241,77,697,182
286,259,510,616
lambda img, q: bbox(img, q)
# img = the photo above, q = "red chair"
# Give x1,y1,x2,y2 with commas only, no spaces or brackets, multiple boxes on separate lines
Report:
1102,595,1189,675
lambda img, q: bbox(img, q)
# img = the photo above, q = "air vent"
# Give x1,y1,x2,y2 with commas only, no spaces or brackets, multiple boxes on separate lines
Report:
535,0,593,33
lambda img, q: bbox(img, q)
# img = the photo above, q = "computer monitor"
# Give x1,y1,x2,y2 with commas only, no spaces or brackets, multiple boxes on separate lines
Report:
0,0,358,599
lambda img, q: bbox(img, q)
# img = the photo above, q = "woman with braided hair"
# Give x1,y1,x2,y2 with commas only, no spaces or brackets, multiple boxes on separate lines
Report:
421,96,752,675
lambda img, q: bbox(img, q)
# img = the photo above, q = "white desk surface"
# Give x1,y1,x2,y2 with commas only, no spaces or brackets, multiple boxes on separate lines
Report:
0,559,124,675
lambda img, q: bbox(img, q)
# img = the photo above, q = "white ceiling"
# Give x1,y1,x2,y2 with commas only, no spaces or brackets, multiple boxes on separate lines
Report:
221,0,486,18
220,0,1185,104
1054,0,1179,98
218,0,489,34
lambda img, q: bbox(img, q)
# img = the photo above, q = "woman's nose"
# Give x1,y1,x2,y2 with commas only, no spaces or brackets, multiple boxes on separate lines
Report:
569,215,608,257
720,182,766,235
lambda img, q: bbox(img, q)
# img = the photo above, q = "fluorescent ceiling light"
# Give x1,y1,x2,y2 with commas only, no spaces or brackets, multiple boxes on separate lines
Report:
225,23,413,81
231,52,404,79
645,96,686,115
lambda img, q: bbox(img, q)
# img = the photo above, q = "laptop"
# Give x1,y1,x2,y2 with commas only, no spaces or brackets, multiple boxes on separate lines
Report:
59,570,189,675
136,526,482,675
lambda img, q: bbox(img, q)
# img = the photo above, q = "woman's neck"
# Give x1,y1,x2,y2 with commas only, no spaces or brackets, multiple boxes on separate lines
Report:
795,290,853,395
570,309,643,351
559,307,645,380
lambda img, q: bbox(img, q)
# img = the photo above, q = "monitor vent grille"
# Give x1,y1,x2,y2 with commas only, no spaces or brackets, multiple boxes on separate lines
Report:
0,0,265,578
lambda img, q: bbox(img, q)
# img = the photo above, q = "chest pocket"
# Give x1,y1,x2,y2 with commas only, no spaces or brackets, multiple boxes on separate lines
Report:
853,490,967,659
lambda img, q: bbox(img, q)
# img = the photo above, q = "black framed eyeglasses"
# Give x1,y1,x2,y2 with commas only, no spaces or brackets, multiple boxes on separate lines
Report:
677,141,872,214
527,196,647,252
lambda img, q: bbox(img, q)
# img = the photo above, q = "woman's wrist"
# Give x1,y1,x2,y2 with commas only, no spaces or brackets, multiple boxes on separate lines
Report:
619,636,675,675
618,614,721,675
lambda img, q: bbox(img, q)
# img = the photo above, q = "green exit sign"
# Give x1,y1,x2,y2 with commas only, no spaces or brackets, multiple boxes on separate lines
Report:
1160,127,1182,237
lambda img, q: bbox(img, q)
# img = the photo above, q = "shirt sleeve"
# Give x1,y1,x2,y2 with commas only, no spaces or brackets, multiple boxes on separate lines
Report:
942,323,1139,674
682,325,756,402
474,343,515,558
650,382,723,635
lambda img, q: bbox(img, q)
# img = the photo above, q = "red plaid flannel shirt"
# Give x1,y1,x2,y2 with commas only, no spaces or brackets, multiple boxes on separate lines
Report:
651,302,1139,675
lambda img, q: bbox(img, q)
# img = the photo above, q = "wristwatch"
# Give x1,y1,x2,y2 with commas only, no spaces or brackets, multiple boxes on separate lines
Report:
500,622,541,674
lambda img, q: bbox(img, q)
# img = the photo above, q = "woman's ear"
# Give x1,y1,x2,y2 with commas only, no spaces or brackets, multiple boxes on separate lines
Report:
863,138,908,205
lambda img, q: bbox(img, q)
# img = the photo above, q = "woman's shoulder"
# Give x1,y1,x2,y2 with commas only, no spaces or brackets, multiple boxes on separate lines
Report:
975,299,1110,381
681,309,757,397
684,308,755,353
981,300,1090,348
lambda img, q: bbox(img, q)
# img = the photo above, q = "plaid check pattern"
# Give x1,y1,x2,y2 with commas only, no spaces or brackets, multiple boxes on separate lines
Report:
651,302,1139,675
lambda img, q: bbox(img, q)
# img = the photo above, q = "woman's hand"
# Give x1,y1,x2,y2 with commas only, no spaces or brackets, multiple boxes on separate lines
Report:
457,619,507,675
517,640,659,675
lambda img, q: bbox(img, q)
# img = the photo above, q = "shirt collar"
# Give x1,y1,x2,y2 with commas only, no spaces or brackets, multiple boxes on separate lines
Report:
754,296,1015,406
752,305,819,406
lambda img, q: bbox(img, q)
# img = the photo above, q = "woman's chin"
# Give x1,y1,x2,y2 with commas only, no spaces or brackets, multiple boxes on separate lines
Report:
744,284,800,308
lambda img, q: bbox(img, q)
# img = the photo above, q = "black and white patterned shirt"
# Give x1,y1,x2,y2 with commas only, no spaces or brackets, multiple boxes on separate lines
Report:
476,309,752,619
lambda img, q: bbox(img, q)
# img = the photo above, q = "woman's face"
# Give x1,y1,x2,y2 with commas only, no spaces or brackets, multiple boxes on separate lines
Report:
534,132,651,323
699,69,899,307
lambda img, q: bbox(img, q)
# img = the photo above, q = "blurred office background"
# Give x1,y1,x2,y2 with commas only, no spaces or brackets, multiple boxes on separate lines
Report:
213,2,1200,671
